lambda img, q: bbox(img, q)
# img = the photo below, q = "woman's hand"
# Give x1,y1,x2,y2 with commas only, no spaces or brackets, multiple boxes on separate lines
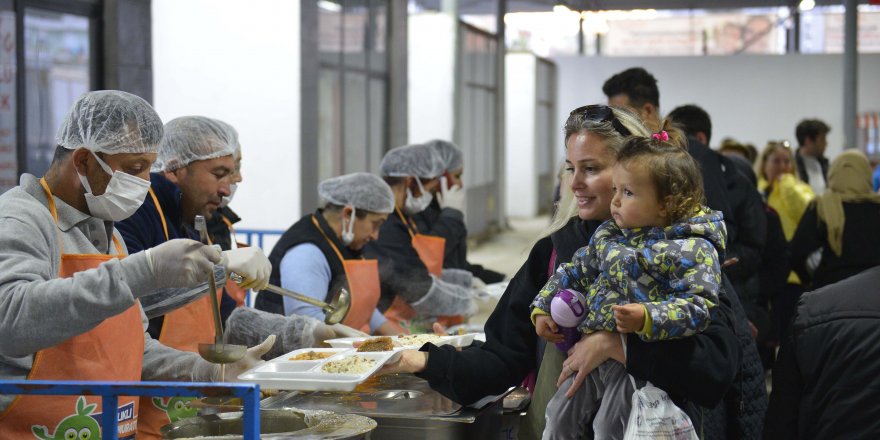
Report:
557,331,625,398
535,315,564,343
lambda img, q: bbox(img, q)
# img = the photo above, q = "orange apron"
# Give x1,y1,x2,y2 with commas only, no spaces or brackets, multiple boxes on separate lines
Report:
137,188,220,439
218,214,248,306
310,215,383,333
0,178,144,439
383,208,464,329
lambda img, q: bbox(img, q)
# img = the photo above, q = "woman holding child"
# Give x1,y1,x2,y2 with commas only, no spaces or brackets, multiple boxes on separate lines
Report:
383,105,763,439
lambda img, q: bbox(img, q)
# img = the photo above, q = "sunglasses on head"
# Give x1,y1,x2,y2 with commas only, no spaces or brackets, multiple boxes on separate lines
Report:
569,105,632,137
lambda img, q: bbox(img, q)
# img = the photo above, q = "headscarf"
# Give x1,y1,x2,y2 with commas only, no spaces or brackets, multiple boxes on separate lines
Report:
815,150,880,256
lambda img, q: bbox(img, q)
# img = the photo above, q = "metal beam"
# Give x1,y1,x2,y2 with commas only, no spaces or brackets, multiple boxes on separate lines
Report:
843,0,858,149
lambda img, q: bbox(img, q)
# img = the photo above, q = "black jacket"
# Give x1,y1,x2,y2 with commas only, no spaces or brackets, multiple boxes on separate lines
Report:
688,137,767,319
412,199,505,283
790,201,880,289
764,266,880,439
418,218,745,424
116,173,236,337
207,206,241,252
255,210,357,315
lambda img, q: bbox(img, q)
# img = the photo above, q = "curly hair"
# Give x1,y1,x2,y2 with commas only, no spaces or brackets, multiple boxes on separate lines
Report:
616,119,705,223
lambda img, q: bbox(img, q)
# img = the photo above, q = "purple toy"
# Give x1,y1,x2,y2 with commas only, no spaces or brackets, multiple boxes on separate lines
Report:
550,289,587,352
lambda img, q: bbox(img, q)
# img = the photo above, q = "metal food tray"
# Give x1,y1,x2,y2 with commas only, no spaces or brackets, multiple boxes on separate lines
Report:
324,333,478,350
238,347,401,392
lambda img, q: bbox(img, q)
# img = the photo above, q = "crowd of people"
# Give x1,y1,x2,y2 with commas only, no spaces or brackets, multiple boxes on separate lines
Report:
1,65,879,439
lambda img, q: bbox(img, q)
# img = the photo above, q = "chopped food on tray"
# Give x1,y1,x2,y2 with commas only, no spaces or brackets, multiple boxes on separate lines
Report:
396,334,444,346
289,351,335,361
322,356,377,374
356,336,394,352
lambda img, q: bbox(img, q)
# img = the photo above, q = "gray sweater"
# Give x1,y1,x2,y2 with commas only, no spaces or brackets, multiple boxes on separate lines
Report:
0,174,216,411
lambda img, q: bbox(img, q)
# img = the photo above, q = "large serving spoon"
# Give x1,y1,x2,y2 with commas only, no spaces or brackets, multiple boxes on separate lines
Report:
229,273,350,325
194,216,247,378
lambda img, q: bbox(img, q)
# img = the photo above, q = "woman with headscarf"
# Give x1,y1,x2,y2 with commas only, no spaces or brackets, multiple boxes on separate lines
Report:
790,150,880,289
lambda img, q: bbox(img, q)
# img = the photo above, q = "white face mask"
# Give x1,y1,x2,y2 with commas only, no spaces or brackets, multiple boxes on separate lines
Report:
403,178,433,215
219,183,237,208
341,207,356,246
78,151,152,222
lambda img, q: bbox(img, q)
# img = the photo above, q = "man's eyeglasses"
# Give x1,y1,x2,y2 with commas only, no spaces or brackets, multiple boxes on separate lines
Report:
569,105,632,137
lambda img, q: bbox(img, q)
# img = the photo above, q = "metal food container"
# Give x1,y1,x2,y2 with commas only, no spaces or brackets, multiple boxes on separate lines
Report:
160,408,376,439
263,374,507,440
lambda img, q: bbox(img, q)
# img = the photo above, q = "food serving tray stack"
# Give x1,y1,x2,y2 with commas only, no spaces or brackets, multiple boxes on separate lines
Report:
238,334,478,392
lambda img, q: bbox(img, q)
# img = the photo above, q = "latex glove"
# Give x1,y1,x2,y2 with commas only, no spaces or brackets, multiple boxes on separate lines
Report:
312,323,369,347
437,176,465,212
218,334,277,382
471,276,487,291
221,247,271,290
146,239,222,289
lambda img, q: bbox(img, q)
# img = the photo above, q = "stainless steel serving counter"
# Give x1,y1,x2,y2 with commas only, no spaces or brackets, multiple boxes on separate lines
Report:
261,374,509,440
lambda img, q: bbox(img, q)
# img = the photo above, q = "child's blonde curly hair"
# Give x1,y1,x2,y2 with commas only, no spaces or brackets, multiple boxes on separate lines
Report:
616,119,705,223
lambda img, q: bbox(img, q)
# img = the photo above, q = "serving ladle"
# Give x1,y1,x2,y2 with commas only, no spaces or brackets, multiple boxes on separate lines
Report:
229,273,350,325
194,216,247,378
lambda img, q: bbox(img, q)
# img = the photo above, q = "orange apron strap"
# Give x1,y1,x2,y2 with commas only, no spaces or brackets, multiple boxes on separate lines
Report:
411,234,446,277
148,187,170,241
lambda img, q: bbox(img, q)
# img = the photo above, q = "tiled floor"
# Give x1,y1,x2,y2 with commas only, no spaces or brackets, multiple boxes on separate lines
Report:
468,215,551,279
465,215,549,325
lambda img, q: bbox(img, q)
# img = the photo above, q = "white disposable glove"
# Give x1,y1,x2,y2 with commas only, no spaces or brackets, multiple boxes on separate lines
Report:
437,176,466,212
312,323,369,347
221,247,271,290
146,239,222,289
218,334,277,382
471,276,487,291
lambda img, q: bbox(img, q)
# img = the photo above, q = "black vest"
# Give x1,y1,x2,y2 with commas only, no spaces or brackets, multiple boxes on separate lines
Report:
255,210,358,315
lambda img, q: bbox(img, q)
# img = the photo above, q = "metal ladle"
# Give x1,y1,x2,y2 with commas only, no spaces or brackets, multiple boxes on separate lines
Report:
229,273,350,325
194,216,247,373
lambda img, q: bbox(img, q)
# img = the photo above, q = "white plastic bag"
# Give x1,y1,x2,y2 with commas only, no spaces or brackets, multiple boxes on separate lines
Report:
623,383,699,440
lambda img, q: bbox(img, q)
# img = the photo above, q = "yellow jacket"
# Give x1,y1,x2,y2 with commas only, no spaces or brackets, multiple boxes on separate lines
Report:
759,173,815,284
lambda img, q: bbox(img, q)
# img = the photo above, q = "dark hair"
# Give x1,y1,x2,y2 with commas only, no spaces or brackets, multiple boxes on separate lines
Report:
795,119,830,146
51,145,73,165
668,104,713,145
325,203,371,219
616,120,704,223
602,67,659,108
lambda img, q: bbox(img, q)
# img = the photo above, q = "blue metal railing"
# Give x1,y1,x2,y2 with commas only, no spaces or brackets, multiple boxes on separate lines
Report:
235,228,285,250
0,380,260,440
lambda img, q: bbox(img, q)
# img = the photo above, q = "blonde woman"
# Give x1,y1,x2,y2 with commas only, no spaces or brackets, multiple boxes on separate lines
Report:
755,141,814,349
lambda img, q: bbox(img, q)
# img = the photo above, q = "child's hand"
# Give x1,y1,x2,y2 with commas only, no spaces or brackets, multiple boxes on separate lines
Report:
535,315,564,343
612,304,646,333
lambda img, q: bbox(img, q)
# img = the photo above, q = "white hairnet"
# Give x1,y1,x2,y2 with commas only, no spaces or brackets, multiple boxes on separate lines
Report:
212,118,241,157
56,90,163,154
153,116,237,172
380,144,445,179
426,139,463,172
319,172,395,214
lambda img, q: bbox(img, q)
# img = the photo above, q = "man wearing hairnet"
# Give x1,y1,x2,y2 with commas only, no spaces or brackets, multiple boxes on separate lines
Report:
364,144,478,331
413,139,505,284
203,120,248,306
116,115,361,438
0,91,273,438
256,172,401,335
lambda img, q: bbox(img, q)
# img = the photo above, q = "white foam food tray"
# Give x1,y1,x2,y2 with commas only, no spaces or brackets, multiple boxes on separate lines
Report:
237,347,401,392
324,333,478,350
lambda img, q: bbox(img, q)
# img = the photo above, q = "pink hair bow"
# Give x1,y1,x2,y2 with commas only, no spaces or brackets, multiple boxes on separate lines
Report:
652,131,669,141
